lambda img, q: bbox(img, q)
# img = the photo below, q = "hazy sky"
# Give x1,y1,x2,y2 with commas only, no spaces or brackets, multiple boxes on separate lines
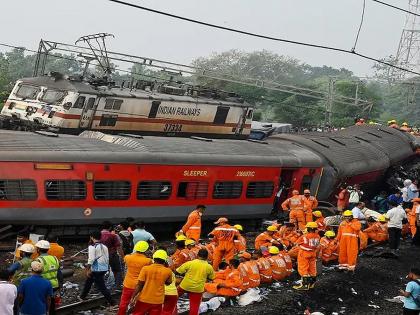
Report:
0,0,409,76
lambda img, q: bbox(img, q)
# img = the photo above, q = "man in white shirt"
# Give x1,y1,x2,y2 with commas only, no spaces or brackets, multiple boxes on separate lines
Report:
0,268,17,315
386,200,408,253
348,184,363,209
352,202,366,225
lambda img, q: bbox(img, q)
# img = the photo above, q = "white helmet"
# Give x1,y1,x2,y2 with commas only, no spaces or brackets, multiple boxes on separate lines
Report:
35,240,50,249
19,243,35,253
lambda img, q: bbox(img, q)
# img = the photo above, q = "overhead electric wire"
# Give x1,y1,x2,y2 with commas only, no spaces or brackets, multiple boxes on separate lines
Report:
105,0,420,76
352,0,366,52
370,0,420,17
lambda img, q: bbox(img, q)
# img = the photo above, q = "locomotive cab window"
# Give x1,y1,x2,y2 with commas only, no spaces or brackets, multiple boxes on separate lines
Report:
87,97,96,109
94,181,131,200
73,96,86,109
0,179,37,201
178,181,208,200
15,85,39,100
246,181,274,198
148,101,161,119
137,181,171,200
213,181,242,199
45,180,86,201
104,98,123,110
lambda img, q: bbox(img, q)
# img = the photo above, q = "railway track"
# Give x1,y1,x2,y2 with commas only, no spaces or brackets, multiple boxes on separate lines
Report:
56,292,120,315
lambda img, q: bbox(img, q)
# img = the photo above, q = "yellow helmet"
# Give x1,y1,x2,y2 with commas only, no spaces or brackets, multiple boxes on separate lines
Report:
176,235,187,242
325,230,336,238
391,119,397,123
387,120,392,124
267,225,278,232
153,249,168,261
134,241,149,253
306,222,318,229
378,215,387,223
369,121,375,125
343,210,353,217
185,239,196,246
402,122,408,126
268,246,279,254
312,210,322,218
234,224,243,231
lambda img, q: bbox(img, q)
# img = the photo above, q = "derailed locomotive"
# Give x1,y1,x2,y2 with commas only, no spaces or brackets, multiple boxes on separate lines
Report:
0,125,417,227
0,73,253,139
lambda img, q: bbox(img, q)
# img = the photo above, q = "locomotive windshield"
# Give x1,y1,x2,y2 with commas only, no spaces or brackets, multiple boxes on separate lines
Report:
15,84,40,100
40,89,66,104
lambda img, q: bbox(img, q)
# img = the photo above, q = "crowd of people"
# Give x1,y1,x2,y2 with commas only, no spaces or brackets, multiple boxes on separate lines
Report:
1,183,420,315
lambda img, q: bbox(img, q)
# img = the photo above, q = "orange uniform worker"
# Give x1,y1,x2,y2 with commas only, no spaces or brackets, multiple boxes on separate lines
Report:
336,186,350,211
129,250,172,315
320,231,339,264
15,232,38,260
118,241,152,315
267,246,288,281
363,215,388,243
255,225,282,250
388,119,400,129
293,222,321,290
303,189,318,223
179,205,206,242
408,198,420,237
238,252,260,291
209,217,240,270
277,222,301,249
282,190,306,229
312,211,326,232
233,224,247,253
207,259,242,297
400,122,412,132
337,210,361,272
185,239,198,261
47,235,64,260
255,250,272,284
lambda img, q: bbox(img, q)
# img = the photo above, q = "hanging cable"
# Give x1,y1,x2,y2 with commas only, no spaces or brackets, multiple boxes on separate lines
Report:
370,0,420,17
104,0,420,76
352,0,366,52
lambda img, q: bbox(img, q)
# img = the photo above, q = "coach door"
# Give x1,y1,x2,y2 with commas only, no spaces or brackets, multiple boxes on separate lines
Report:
79,96,96,129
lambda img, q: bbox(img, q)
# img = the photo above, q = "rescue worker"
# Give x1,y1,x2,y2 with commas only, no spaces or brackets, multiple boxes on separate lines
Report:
213,259,242,297
408,198,420,237
117,241,151,315
388,119,400,129
363,215,388,243
282,190,306,230
267,246,288,281
254,225,282,250
400,122,412,132
336,185,350,211
171,235,190,269
254,250,272,284
238,252,261,291
355,118,365,126
47,235,64,260
302,189,318,223
185,239,198,261
208,217,240,270
337,210,361,272
233,224,247,253
8,243,35,286
293,222,320,290
179,205,206,242
15,231,38,260
277,222,301,249
320,230,339,265
35,240,61,314
313,210,326,232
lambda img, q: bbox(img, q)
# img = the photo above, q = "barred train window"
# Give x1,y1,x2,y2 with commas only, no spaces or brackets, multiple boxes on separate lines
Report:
104,99,123,110
0,179,37,201
45,180,86,201
137,181,172,200
94,181,131,200
246,181,274,198
213,181,242,199
178,181,208,199
99,114,118,127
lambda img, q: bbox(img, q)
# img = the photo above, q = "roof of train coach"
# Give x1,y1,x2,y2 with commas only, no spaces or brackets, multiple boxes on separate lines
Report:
19,76,250,107
274,125,414,177
0,130,323,167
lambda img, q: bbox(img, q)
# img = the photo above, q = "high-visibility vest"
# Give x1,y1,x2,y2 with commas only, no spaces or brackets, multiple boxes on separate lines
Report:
37,255,59,288
13,257,32,286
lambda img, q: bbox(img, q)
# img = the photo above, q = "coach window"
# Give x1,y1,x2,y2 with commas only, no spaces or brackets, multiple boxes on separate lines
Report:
213,106,230,124
148,101,161,119
177,181,208,200
137,181,172,200
300,175,313,192
94,181,131,200
104,98,123,110
45,180,86,201
87,97,96,109
212,181,242,199
0,179,37,201
73,96,86,109
246,181,274,198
